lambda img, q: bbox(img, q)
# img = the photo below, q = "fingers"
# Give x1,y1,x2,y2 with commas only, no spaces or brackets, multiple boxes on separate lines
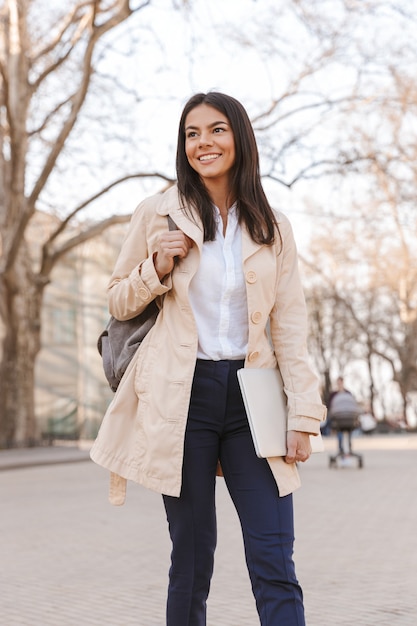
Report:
285,448,310,464
158,232,193,260
154,232,192,278
285,431,312,464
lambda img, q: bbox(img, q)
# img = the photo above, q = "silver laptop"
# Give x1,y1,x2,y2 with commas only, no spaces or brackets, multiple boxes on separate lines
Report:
237,367,323,458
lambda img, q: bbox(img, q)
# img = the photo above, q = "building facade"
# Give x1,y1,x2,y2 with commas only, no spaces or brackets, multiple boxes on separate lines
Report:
35,220,127,440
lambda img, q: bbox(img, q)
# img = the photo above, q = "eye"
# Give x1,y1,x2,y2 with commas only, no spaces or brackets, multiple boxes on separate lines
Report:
186,130,198,138
213,127,225,133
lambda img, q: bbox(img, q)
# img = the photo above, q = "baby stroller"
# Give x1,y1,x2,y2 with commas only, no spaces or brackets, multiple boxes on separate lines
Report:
328,391,363,468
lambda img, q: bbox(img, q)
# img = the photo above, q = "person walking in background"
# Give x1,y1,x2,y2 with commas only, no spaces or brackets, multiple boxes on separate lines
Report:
91,92,326,626
328,376,360,454
328,376,348,410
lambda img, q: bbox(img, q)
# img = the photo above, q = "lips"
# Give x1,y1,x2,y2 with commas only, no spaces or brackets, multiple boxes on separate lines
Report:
198,153,220,162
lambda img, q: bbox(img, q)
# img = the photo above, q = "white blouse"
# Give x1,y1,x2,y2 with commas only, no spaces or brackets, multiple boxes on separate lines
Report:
188,204,249,360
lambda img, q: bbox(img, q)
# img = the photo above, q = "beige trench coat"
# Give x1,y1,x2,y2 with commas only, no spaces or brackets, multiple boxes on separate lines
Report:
90,185,326,505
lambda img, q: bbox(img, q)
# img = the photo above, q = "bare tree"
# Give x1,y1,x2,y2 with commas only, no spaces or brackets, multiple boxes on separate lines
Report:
245,1,417,193
0,0,180,447
258,2,417,423
301,174,417,422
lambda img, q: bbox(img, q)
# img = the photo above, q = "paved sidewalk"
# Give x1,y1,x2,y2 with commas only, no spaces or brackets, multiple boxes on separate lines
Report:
1,434,417,625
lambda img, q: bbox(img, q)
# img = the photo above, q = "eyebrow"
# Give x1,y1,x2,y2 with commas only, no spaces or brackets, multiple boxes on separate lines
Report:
185,120,229,131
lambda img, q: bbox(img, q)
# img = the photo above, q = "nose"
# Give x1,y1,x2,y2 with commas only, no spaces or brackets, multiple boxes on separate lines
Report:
199,131,213,147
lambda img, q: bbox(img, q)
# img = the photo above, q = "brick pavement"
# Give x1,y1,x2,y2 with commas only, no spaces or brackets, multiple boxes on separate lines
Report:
0,434,416,625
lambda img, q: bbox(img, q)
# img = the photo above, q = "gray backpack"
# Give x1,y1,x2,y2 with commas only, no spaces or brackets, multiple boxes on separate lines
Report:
97,301,159,392
97,215,177,392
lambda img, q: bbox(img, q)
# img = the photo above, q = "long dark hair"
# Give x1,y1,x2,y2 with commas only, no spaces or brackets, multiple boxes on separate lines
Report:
176,92,279,244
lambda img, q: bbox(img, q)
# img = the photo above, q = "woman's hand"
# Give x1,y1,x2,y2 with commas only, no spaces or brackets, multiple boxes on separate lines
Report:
285,430,312,464
154,231,193,280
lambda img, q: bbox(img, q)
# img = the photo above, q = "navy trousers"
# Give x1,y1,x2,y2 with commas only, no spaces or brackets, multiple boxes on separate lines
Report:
163,359,305,626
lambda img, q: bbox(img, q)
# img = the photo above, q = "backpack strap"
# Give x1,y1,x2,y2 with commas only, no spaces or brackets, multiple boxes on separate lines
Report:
167,214,178,231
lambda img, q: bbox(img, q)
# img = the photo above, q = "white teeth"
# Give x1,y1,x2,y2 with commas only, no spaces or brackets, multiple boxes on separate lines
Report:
199,154,219,161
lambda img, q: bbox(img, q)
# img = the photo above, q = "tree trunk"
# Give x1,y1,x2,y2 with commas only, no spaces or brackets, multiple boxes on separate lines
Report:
322,369,332,406
0,246,43,448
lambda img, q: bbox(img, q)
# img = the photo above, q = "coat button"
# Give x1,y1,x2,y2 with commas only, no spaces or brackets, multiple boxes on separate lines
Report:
246,270,257,284
138,287,150,300
251,311,262,324
248,351,259,362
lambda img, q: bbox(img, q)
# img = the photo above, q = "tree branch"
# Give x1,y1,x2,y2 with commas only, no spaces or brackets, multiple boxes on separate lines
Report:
300,253,400,380
265,154,375,188
28,94,74,136
32,1,93,63
39,173,174,276
27,2,135,209
39,214,131,278
46,172,175,245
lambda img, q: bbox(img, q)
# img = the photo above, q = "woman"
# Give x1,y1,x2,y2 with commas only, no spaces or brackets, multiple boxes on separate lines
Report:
91,92,326,625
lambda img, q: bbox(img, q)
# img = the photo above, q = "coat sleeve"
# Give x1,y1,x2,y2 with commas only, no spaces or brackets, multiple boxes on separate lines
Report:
270,213,326,434
107,195,172,321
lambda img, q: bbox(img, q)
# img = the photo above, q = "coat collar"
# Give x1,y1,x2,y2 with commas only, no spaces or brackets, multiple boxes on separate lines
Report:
155,184,184,217
156,184,204,247
155,183,271,260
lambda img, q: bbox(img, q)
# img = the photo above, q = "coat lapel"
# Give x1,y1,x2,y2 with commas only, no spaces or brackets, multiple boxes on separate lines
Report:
242,225,263,262
157,185,204,249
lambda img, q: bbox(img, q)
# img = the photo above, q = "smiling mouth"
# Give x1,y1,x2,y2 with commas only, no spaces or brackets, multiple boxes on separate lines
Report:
199,154,220,162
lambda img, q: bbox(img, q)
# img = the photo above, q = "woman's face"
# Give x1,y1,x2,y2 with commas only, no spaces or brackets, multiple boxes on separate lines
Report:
184,104,236,188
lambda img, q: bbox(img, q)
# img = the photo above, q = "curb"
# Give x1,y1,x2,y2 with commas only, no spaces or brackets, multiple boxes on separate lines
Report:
0,444,92,471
